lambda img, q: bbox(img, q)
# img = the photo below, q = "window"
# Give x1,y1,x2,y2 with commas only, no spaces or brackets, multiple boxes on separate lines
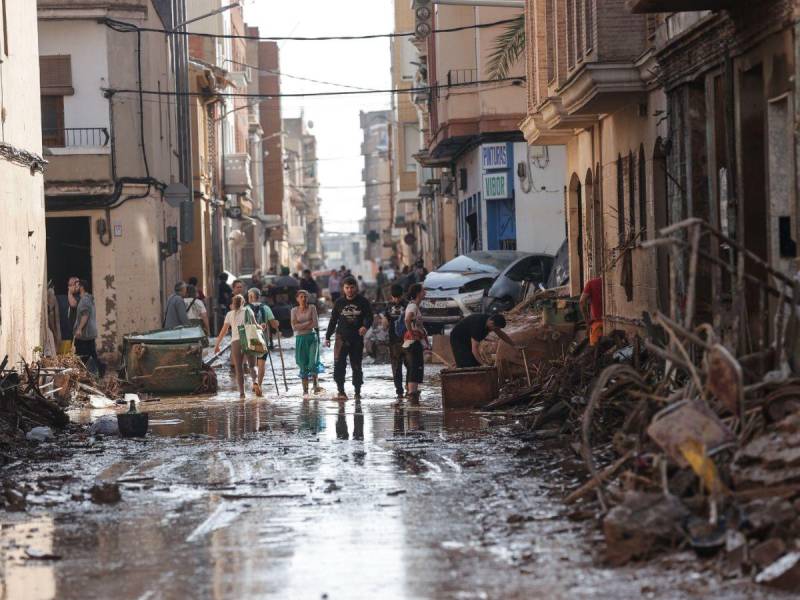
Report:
616,155,625,244
41,97,65,147
628,152,636,235
575,0,584,59
584,0,594,53
638,145,647,240
567,0,576,68
403,124,420,172
40,55,73,148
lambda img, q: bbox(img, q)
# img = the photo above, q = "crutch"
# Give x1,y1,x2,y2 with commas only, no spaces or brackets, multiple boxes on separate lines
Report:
276,332,289,391
266,344,280,396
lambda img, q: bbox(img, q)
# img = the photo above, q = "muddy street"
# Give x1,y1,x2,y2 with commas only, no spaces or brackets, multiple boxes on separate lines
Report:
1,337,770,599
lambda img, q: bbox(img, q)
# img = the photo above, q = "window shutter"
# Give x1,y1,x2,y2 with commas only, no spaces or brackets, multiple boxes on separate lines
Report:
40,55,74,96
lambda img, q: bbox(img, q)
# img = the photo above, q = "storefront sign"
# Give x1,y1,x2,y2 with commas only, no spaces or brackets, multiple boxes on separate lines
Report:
481,143,509,170
483,173,509,200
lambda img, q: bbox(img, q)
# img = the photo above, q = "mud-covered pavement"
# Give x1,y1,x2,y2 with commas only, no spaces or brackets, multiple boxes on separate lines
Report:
0,331,775,599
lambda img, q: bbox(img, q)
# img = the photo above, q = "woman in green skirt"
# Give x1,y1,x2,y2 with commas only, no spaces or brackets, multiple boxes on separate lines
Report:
291,290,324,397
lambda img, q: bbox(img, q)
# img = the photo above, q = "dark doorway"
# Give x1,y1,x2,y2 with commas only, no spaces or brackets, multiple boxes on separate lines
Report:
653,139,670,313
47,217,92,294
739,64,769,345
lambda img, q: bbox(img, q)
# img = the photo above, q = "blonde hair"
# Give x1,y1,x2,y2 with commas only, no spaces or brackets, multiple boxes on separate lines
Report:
232,294,245,310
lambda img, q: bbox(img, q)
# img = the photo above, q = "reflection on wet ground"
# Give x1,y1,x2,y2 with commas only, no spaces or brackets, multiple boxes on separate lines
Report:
1,335,771,599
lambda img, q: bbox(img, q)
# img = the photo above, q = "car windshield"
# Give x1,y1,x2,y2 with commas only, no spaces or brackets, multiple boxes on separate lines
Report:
437,252,522,274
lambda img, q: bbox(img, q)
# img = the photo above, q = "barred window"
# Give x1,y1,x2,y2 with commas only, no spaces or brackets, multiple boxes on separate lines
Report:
617,155,625,244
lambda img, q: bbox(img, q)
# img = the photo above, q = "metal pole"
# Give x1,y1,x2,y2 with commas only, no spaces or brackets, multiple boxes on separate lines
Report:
432,0,524,7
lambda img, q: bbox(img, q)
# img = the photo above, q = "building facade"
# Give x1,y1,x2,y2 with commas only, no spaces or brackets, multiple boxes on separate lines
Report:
414,3,565,267
523,0,798,341
360,109,394,273
39,0,181,361
1,1,47,361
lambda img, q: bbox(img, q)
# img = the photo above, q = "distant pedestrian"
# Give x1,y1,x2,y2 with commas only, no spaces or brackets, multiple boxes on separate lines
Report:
325,276,373,400
246,287,279,397
164,281,190,329
328,269,342,302
214,294,254,399
73,279,104,376
580,276,604,346
292,290,324,397
383,284,408,400
231,279,246,306
184,284,209,334
450,313,516,368
300,269,320,297
376,266,388,301
217,273,233,331
187,276,205,301
402,283,428,401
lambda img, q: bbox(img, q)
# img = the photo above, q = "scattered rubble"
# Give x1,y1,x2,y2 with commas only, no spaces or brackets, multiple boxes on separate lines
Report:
481,218,800,589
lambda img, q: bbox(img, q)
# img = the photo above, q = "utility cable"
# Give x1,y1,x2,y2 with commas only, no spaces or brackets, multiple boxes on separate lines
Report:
107,76,526,100
223,59,380,91
103,16,522,42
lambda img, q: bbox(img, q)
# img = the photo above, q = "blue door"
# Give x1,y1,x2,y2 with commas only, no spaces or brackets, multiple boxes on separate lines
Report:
486,197,517,250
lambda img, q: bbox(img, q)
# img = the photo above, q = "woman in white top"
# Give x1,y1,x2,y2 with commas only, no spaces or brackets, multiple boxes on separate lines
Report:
214,294,252,399
184,284,209,334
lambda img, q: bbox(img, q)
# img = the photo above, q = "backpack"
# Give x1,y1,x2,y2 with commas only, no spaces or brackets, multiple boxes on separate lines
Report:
394,311,407,338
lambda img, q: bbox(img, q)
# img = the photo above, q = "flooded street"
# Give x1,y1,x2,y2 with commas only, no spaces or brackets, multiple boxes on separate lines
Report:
1,334,769,599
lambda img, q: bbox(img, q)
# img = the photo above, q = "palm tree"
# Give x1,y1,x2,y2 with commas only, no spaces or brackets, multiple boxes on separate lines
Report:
487,14,526,81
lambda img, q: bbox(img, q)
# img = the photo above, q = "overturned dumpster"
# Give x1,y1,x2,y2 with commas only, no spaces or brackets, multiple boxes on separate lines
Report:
122,326,216,394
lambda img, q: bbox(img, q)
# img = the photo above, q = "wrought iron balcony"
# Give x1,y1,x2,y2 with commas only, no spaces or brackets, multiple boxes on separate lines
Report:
42,127,109,149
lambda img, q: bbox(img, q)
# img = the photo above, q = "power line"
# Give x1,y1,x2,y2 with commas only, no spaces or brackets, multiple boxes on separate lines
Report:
103,16,521,42
224,59,380,92
107,76,526,99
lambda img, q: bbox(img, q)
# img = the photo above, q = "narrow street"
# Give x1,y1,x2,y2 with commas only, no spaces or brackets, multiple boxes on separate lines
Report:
1,331,767,600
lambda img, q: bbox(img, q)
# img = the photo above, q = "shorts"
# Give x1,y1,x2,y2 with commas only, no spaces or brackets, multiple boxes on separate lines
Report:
589,321,603,346
405,341,424,384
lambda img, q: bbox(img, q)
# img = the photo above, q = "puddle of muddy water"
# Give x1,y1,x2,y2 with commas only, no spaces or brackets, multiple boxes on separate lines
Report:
3,325,772,600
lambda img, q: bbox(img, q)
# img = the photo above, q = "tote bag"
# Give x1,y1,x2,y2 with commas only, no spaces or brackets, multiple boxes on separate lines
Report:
238,308,267,355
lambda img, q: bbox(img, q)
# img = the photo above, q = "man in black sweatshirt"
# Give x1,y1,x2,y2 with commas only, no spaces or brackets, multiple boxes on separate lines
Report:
325,276,373,400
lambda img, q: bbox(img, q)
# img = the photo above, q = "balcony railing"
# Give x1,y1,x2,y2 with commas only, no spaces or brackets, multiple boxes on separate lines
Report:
446,68,479,86
42,127,109,149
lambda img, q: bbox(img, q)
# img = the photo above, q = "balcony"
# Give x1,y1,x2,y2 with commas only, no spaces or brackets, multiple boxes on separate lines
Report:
43,127,110,153
626,0,737,11
43,127,112,184
559,63,647,116
224,153,252,195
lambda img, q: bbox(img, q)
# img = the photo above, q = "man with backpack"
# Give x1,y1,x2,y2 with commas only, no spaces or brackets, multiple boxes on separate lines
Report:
246,287,279,396
325,276,373,400
383,284,408,400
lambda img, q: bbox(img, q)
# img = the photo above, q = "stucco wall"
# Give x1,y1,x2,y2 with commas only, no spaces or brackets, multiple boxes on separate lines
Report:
514,142,566,255
48,193,168,356
0,1,47,360
564,90,668,328
38,20,110,132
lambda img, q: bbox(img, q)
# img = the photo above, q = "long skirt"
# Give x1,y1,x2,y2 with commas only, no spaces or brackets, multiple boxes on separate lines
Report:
295,332,324,379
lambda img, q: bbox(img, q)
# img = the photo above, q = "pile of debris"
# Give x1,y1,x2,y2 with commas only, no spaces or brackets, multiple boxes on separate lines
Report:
484,218,800,591
0,356,69,458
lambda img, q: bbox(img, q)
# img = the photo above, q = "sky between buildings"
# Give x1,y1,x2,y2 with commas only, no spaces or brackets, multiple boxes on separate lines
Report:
244,0,395,233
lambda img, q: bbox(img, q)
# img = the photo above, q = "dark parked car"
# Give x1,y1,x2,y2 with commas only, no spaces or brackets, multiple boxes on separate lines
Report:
482,253,555,314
